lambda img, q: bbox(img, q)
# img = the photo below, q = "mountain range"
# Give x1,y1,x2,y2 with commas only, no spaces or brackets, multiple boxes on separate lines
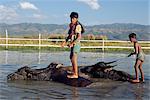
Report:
0,23,149,40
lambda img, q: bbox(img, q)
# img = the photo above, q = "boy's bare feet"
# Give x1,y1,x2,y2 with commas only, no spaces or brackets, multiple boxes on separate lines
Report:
67,74,78,78
132,79,140,83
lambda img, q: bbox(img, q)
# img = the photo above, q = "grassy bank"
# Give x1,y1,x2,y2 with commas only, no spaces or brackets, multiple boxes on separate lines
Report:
1,39,150,47
0,46,149,54
0,36,150,53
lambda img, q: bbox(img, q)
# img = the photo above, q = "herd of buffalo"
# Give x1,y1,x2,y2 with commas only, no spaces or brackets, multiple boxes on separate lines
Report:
7,61,135,87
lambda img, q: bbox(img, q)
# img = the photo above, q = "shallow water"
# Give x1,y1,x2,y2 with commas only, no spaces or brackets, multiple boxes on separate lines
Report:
0,50,150,100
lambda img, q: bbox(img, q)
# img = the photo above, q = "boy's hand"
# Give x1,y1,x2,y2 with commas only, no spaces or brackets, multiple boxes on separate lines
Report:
68,42,74,48
128,53,132,57
61,41,66,47
127,54,131,57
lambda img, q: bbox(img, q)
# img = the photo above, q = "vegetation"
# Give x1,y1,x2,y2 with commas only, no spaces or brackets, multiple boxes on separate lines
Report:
0,23,149,40
0,35,150,53
0,46,149,54
0,23,149,53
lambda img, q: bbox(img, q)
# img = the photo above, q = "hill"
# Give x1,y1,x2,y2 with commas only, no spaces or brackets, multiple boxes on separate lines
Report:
0,23,149,40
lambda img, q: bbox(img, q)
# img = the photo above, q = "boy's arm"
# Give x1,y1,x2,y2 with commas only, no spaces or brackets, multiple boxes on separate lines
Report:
65,35,70,42
128,43,138,57
61,35,70,47
71,33,81,45
128,52,134,57
134,43,139,54
61,25,71,47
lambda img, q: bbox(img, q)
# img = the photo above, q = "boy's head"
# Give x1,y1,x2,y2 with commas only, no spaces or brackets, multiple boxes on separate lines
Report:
129,33,137,42
70,12,78,24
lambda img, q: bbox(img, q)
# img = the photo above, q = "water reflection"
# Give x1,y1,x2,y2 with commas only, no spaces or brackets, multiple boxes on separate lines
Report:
134,84,144,100
102,51,105,61
5,50,8,65
0,51,150,100
72,87,79,100
38,50,41,64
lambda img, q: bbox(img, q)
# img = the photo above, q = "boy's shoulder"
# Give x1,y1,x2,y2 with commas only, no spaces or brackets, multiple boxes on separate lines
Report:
76,24,81,28
76,22,85,34
134,42,141,47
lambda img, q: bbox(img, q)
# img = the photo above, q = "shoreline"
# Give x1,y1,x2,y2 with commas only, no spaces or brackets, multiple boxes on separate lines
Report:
0,46,150,54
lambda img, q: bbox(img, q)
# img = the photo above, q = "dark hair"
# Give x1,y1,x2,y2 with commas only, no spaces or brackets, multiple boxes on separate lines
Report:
129,33,136,38
70,12,78,18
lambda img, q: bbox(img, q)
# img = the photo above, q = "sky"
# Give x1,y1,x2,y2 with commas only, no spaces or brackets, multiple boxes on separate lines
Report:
0,0,149,25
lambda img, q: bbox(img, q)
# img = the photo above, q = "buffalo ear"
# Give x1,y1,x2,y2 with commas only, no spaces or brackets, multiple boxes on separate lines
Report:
56,63,63,68
47,62,63,69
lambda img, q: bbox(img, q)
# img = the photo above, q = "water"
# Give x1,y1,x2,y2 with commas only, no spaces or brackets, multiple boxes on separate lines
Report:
0,50,150,100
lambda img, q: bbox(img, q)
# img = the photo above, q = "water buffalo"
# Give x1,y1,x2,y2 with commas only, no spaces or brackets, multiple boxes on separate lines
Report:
7,62,92,87
80,61,134,82
7,61,134,87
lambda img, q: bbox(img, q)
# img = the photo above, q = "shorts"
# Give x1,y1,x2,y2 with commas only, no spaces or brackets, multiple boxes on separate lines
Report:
71,43,81,54
70,44,81,59
136,51,145,62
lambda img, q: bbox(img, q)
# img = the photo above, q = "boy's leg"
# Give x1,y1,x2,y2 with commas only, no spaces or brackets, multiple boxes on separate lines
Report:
132,59,141,82
71,53,78,76
139,61,144,82
68,52,78,78
68,51,74,73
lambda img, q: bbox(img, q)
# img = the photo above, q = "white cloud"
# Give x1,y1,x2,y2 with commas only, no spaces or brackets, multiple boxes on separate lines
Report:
20,2,38,10
0,5,18,21
78,0,100,10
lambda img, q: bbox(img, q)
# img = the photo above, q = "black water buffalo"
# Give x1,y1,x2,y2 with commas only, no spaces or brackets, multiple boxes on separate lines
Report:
7,61,134,87
7,62,92,87
80,61,134,82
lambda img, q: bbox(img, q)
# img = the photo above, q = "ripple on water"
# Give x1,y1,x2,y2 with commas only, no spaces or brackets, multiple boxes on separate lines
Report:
0,51,150,100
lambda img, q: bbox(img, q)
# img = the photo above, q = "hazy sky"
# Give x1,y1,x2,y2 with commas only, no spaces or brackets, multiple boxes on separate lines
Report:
0,0,149,25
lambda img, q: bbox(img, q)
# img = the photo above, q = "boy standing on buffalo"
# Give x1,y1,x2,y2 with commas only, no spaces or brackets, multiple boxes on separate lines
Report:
61,12,84,78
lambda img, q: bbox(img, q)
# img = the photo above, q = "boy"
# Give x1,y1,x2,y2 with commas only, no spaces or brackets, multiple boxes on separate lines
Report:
128,33,145,83
61,12,84,78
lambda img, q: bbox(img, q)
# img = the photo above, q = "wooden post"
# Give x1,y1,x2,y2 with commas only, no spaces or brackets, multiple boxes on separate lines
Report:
5,29,8,49
102,38,105,61
102,38,104,52
39,33,41,50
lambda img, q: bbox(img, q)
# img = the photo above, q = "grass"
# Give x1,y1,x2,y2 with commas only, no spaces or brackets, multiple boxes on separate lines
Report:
0,37,150,53
1,39,150,47
0,46,149,54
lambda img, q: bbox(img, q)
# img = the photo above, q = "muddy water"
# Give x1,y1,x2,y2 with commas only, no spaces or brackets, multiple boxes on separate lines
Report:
0,51,149,100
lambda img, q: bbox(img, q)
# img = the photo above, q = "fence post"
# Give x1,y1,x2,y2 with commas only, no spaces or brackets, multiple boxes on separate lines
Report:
102,38,105,52
5,29,8,49
39,33,41,50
